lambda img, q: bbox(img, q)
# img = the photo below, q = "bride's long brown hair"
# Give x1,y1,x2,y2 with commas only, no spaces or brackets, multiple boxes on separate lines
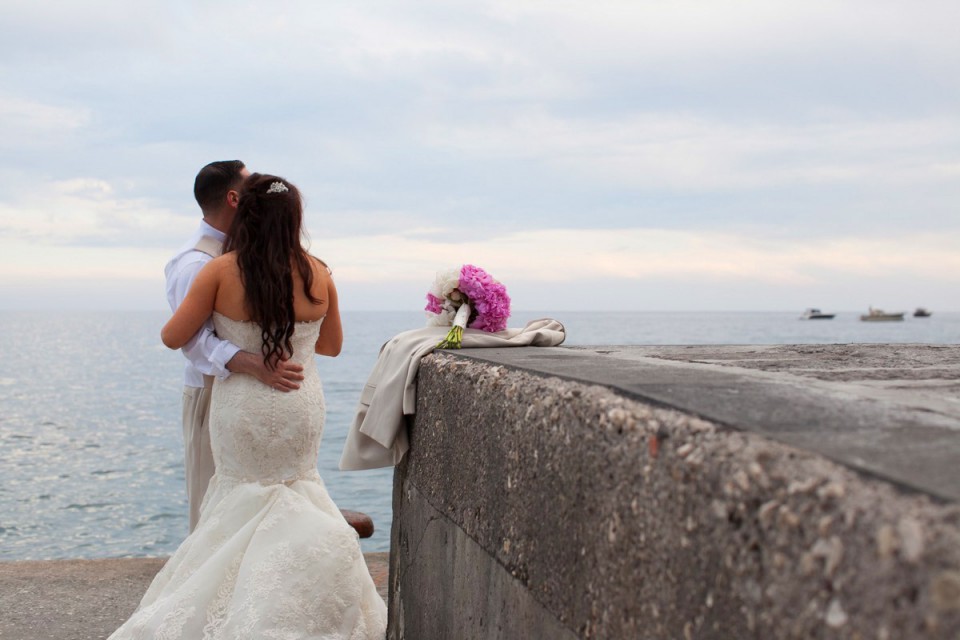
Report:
224,173,322,368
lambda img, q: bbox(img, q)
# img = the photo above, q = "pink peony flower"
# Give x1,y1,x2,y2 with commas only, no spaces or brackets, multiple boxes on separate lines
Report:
457,264,511,333
424,292,444,315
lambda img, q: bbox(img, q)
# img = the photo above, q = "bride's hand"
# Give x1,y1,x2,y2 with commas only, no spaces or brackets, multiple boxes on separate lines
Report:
226,351,305,392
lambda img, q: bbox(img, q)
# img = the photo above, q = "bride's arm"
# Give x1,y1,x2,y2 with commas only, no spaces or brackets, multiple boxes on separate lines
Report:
315,275,343,357
162,261,220,349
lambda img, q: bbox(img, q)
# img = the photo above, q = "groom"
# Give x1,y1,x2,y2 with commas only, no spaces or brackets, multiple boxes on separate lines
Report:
165,159,305,530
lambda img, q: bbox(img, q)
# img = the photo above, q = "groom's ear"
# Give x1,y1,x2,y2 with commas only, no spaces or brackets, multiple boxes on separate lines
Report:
226,189,240,208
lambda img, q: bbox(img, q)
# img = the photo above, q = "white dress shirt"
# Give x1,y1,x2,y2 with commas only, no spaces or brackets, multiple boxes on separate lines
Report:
164,220,242,388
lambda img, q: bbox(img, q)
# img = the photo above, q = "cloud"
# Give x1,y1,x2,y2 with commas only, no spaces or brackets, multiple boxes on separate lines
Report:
0,1,958,310
480,0,960,70
423,111,960,192
313,226,960,285
0,1,168,56
0,96,91,152
0,177,192,248
5,222,956,311
0,241,171,280
0,96,89,132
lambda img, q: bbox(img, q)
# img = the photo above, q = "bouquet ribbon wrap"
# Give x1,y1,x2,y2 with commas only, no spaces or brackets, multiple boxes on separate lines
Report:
436,302,471,349
339,318,566,471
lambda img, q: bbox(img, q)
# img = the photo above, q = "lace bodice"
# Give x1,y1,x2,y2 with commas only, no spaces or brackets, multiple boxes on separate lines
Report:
209,312,326,486
213,311,324,369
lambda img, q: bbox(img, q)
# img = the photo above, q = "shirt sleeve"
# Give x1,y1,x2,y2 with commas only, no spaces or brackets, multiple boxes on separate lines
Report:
170,254,242,379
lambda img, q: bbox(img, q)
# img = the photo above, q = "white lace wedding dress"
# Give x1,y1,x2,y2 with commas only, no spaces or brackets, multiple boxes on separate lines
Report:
110,313,387,639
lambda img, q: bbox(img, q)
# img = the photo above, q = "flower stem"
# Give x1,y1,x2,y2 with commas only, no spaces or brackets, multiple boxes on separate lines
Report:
436,302,471,349
436,325,463,349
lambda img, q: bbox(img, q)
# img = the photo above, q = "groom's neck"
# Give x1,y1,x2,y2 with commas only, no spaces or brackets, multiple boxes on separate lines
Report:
202,211,232,234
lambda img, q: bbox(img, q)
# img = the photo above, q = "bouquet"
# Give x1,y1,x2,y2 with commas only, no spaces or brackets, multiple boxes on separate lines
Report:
425,264,511,348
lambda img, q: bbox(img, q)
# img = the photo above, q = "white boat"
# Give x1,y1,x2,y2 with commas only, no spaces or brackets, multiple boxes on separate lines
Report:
860,307,905,322
801,308,835,320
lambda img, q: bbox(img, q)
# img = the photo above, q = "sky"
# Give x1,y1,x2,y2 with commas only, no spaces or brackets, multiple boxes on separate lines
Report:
1,0,958,312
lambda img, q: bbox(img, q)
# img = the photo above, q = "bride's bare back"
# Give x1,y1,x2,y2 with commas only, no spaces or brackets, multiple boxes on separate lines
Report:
209,253,331,322
162,252,342,357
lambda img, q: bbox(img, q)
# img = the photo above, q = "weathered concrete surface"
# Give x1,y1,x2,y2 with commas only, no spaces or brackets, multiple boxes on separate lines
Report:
453,344,960,502
389,479,579,640
389,347,960,639
0,553,388,640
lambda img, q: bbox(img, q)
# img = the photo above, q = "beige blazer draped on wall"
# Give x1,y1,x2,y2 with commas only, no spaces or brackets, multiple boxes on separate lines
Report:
339,318,566,471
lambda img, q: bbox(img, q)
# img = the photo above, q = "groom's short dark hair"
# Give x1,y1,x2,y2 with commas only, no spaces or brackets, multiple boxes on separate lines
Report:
194,160,246,213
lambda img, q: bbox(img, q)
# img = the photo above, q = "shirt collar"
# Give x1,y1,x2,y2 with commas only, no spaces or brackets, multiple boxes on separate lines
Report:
199,219,227,242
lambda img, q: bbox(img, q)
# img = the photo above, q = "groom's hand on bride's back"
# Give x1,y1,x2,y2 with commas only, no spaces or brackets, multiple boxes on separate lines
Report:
226,351,305,392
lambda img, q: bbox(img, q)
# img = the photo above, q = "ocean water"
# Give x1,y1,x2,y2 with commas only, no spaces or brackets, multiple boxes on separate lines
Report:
0,310,957,561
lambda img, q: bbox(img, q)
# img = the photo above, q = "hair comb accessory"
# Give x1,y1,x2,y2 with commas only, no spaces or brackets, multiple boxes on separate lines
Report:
266,181,289,194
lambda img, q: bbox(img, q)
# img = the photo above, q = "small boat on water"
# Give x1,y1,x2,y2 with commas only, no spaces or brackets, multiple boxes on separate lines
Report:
914,307,933,318
860,307,905,322
801,308,835,320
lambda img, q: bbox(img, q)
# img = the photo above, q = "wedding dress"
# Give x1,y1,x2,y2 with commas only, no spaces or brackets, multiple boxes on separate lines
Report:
110,312,387,639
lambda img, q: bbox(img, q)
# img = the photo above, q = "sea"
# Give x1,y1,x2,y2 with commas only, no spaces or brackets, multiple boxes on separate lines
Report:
1,310,957,561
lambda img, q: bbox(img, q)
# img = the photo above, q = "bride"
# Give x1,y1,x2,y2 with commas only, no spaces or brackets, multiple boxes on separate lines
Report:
110,174,387,639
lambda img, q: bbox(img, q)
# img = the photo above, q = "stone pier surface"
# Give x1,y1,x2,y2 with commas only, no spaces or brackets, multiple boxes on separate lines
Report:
0,553,388,640
389,344,960,639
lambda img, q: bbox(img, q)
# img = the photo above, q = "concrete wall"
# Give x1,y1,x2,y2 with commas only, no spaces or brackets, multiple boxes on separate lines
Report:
388,351,960,639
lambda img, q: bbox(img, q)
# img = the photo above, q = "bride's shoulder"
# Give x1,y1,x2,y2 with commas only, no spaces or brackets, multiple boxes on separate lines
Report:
309,255,333,276
200,253,240,283
210,252,239,269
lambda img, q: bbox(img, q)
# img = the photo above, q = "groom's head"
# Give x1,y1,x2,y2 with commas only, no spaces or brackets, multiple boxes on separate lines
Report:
194,160,248,219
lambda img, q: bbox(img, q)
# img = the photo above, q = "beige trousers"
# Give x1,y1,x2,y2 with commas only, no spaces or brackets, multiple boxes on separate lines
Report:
181,377,216,532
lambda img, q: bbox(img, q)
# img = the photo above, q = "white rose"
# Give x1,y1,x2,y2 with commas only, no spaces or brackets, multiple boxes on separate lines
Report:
425,306,456,326
430,267,460,299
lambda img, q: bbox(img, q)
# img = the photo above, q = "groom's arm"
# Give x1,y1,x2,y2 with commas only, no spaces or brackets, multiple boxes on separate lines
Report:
168,256,304,390
225,351,304,391
168,257,241,380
